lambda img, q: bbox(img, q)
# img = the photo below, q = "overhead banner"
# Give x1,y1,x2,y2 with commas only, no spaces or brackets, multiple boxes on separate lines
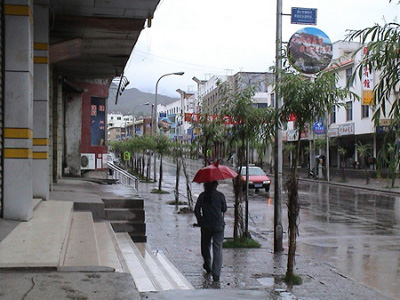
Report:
288,27,332,74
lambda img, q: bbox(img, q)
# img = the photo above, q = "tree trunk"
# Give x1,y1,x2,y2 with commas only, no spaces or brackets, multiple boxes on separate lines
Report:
232,144,245,241
286,134,301,279
141,151,145,178
147,153,151,180
204,137,209,167
175,156,181,204
181,156,194,210
158,154,163,191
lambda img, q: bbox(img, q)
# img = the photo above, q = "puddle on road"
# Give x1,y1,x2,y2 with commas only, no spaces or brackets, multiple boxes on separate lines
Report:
256,277,274,287
274,289,297,299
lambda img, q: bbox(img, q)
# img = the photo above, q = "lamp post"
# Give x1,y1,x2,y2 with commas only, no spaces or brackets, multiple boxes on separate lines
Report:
132,102,150,135
153,72,184,182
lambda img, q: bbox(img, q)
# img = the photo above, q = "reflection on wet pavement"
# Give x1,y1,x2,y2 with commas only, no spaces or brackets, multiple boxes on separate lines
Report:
295,182,400,299
141,159,399,299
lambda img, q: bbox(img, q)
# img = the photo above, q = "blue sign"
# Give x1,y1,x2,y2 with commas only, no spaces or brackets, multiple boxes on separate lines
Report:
291,7,317,25
313,121,325,135
376,126,390,134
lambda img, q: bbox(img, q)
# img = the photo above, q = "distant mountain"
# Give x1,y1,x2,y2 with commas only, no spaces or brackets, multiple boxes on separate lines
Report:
107,84,179,116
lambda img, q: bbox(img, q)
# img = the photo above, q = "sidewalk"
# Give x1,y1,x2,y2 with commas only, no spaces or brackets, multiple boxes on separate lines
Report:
0,171,397,299
137,166,395,300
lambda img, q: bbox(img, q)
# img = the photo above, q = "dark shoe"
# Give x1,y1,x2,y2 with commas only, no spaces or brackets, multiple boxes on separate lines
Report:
203,263,211,273
212,275,219,281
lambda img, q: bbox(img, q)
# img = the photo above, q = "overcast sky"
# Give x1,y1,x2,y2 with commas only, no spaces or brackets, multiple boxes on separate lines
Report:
124,0,399,98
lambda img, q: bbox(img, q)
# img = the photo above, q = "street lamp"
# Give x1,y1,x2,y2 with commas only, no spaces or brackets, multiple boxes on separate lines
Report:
133,102,150,116
132,102,150,136
153,72,184,182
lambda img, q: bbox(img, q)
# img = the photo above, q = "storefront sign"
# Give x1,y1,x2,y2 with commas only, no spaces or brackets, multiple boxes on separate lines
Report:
379,119,391,126
362,90,374,105
362,47,374,105
288,27,332,74
338,123,354,136
376,126,390,134
327,128,338,137
287,128,309,141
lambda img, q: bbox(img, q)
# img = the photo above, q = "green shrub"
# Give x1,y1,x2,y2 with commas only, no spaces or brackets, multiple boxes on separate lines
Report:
223,237,261,248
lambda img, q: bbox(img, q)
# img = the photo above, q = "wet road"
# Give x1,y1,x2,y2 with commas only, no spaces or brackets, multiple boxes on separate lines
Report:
243,182,400,299
144,158,400,298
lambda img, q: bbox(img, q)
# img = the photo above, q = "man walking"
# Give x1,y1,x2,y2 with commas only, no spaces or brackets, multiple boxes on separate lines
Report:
194,181,227,281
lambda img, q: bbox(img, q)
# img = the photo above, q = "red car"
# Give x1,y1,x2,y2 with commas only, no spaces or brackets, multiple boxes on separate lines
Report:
239,166,271,192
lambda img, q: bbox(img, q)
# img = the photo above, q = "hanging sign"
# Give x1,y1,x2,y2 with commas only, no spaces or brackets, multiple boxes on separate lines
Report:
313,120,325,135
288,27,332,74
291,7,317,25
123,151,130,161
362,47,374,105
158,117,172,132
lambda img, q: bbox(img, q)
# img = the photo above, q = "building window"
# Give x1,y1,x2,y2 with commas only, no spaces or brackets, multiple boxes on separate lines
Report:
117,117,121,120
346,101,353,121
330,106,336,124
346,67,353,86
361,105,369,118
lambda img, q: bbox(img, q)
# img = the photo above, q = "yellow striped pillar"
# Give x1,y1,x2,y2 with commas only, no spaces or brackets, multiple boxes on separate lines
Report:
3,1,34,221
33,5,49,200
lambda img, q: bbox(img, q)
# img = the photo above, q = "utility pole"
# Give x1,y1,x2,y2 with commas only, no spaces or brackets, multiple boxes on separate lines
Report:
274,0,283,253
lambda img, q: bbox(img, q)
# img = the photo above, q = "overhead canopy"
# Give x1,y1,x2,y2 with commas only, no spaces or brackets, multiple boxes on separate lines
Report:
43,0,161,81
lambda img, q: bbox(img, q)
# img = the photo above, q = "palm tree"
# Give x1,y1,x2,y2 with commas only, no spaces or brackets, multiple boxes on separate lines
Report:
278,70,356,284
221,85,274,240
356,141,371,184
348,22,399,127
377,133,399,188
154,135,172,191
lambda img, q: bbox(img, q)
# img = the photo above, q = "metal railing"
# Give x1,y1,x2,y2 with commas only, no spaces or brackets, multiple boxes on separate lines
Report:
108,162,139,190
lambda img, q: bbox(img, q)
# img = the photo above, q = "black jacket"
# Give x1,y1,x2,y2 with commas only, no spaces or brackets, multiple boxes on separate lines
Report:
194,190,227,231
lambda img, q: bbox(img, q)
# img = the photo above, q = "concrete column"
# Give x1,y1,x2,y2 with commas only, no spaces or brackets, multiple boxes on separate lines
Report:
3,1,34,221
53,78,64,183
33,5,49,200
56,79,63,180
48,68,53,191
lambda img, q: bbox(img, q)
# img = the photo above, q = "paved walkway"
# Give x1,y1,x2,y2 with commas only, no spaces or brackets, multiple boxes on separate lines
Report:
138,159,397,299
0,166,397,299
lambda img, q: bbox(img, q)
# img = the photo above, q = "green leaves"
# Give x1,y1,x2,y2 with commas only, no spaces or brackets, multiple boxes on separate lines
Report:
348,22,400,126
277,71,355,134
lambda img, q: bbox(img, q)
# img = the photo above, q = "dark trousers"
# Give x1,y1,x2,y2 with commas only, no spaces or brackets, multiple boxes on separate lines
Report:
201,227,224,277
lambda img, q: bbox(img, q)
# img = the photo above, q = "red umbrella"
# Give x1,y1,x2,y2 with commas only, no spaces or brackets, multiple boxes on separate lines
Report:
193,161,238,183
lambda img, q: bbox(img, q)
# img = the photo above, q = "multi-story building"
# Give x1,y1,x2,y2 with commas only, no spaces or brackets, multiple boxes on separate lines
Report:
157,90,195,141
107,113,133,141
281,40,393,171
